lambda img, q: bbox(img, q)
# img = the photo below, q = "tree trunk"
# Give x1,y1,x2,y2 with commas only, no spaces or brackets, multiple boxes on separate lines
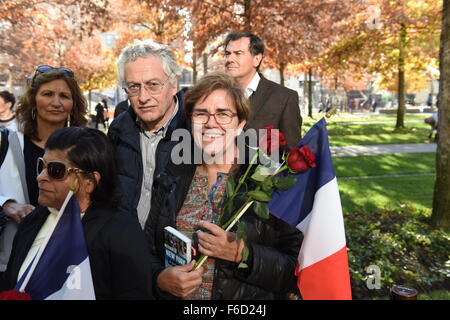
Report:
431,0,450,231
5,69,13,90
333,75,339,110
192,53,198,84
244,0,252,30
203,53,208,75
88,90,92,114
396,23,407,129
279,63,285,87
308,68,313,118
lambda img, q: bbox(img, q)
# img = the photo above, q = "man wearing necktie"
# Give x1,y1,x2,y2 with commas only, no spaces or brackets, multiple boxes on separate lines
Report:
224,31,302,148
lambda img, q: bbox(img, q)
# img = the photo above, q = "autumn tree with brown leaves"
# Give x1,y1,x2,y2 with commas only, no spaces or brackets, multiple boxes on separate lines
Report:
324,0,441,128
0,0,111,86
431,0,450,231
63,36,117,110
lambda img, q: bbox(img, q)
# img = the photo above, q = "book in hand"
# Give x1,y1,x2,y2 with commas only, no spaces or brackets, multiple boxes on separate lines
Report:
164,226,192,267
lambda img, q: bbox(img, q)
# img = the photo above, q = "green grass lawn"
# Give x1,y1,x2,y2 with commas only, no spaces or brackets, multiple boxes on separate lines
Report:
327,122,430,136
334,153,435,177
328,123,431,146
338,174,434,213
302,114,434,146
303,113,430,125
333,152,435,213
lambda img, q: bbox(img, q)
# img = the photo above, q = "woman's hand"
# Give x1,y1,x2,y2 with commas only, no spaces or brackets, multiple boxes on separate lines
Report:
2,200,34,224
196,221,244,263
156,260,204,297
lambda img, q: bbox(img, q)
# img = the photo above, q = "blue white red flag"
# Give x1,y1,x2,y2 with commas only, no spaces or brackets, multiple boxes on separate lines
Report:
15,192,96,300
268,118,352,300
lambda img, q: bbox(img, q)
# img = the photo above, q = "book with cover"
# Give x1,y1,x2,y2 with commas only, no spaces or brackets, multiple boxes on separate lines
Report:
164,226,192,267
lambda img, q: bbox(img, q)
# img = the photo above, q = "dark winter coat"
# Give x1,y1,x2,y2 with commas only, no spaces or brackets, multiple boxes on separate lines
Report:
145,161,302,300
107,90,189,216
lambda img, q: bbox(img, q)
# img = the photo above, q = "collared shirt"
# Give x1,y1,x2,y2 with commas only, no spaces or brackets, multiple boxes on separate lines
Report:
136,98,179,229
245,72,261,98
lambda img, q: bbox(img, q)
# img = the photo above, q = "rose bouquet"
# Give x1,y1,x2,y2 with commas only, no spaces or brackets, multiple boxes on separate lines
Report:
194,125,316,269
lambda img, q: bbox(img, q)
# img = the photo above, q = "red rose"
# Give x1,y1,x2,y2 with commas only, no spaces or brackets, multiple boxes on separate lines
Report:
259,125,288,154
0,290,32,300
287,145,316,173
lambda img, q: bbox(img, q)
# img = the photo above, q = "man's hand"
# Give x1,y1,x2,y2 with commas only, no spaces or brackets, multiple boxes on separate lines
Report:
156,260,204,297
2,201,34,224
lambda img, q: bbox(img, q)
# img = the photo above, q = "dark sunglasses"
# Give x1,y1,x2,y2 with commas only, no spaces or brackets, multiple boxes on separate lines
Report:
30,65,74,87
37,157,88,181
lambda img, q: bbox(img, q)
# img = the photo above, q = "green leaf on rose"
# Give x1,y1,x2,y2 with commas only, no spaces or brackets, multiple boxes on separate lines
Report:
251,165,273,182
248,190,272,202
238,243,249,269
253,201,269,219
273,176,297,190
223,200,233,220
226,175,236,197
242,242,249,261
261,178,273,193
236,221,247,240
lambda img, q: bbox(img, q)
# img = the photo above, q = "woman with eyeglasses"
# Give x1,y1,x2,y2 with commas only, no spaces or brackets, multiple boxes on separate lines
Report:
0,66,87,273
0,127,154,299
146,72,300,300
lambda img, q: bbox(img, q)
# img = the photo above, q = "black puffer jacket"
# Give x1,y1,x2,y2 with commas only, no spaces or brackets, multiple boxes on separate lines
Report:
145,161,302,300
107,90,189,216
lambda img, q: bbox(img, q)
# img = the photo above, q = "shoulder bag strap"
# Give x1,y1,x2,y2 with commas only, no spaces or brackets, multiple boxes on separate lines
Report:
8,131,30,204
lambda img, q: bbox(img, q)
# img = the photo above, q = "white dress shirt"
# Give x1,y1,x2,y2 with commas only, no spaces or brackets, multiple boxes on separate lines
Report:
245,72,261,98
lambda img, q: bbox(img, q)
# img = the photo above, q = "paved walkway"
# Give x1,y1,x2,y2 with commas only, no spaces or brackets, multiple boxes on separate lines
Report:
333,119,426,125
331,143,437,157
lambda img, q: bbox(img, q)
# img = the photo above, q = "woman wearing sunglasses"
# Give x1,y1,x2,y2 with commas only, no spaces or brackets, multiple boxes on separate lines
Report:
0,66,87,272
0,127,154,299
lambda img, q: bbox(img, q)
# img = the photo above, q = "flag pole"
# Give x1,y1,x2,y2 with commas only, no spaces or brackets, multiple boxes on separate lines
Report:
19,190,74,292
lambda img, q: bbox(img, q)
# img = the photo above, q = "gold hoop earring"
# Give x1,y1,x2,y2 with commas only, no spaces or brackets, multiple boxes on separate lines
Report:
31,109,36,120
67,113,72,127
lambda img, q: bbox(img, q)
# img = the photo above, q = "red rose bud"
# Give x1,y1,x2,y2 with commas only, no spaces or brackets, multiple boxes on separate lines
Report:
259,125,287,154
287,145,316,173
0,290,32,300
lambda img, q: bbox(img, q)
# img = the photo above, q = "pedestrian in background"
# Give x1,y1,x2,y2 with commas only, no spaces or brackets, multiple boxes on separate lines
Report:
0,91,16,130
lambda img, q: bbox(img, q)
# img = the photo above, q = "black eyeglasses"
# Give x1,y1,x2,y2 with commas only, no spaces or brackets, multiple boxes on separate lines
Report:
30,65,74,87
191,111,238,125
37,157,88,181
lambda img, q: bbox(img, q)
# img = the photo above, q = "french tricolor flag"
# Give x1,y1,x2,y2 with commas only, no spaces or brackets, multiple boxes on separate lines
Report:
15,192,96,300
269,118,352,300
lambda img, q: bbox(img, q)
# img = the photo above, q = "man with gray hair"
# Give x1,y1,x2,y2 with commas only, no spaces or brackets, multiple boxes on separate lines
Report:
108,39,189,229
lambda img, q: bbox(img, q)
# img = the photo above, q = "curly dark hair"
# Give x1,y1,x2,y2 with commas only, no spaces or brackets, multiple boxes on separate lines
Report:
16,69,87,141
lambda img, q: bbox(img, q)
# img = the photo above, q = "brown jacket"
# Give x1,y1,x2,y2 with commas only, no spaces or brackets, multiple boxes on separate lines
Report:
246,74,302,148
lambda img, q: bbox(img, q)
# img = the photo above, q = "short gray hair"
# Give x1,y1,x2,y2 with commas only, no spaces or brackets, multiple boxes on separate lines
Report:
117,39,182,88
